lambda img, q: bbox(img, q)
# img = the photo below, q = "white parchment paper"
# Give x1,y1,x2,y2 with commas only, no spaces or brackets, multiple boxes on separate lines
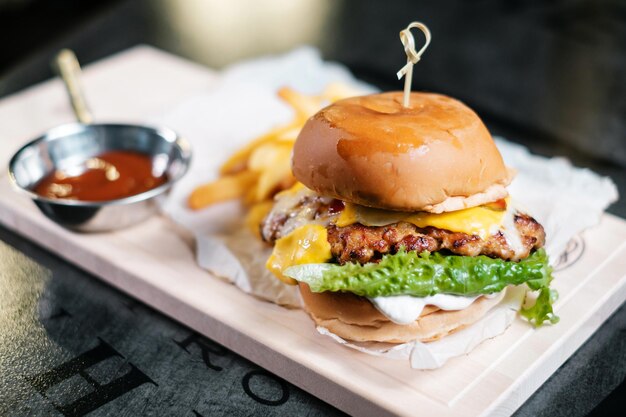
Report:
155,47,619,368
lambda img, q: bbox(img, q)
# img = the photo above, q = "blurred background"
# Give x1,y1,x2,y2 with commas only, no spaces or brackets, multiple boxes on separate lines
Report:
1,0,625,211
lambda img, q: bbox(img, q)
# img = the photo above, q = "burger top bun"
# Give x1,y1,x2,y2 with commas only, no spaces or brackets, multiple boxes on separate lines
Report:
292,92,512,213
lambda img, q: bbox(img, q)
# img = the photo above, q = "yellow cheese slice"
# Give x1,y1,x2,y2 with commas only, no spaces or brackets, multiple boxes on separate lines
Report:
274,181,305,198
266,224,332,284
336,202,506,239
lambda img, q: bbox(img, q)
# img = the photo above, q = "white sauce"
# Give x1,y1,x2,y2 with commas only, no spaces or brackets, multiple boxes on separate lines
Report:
501,200,526,259
370,294,481,325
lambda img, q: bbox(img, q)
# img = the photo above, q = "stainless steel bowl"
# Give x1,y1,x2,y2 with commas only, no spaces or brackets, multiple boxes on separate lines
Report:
8,123,191,232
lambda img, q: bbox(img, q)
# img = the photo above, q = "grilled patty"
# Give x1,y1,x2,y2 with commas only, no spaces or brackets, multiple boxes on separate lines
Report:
261,195,545,264
326,215,544,264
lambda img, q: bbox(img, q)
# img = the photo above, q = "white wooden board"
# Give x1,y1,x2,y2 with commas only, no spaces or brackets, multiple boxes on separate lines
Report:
1,46,624,417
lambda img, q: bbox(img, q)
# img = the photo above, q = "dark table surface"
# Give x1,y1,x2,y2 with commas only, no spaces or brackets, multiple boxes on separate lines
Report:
1,1,625,416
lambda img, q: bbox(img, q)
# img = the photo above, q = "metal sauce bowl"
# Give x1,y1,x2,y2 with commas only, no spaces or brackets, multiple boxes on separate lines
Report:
8,123,191,232
7,49,191,232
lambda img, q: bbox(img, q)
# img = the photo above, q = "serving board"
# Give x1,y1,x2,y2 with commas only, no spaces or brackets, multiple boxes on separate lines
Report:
1,46,625,417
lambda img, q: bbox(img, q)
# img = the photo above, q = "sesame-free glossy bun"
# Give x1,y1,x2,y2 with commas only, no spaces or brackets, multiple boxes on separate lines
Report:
292,92,511,212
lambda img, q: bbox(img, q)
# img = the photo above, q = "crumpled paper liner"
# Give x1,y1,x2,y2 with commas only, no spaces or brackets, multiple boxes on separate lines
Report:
196,226,301,308
495,139,618,261
157,47,619,368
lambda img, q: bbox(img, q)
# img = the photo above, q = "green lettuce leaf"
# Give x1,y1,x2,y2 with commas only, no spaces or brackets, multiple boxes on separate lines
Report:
520,287,560,325
284,249,558,326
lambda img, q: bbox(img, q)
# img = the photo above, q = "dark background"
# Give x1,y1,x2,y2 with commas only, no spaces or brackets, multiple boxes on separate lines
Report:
1,0,624,215
1,0,624,416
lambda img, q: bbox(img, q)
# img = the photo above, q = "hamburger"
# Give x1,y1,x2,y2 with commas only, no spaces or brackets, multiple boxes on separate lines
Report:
261,91,557,345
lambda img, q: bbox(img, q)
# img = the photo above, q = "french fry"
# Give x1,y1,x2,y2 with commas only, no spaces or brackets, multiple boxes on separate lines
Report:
245,201,274,239
321,82,363,102
248,142,295,201
188,170,257,210
273,125,301,142
256,167,294,202
248,141,291,171
220,86,359,177
219,121,300,175
243,182,260,206
190,83,364,216
278,87,324,120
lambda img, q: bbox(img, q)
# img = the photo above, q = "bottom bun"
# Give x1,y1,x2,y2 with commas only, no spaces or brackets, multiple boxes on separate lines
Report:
299,284,506,343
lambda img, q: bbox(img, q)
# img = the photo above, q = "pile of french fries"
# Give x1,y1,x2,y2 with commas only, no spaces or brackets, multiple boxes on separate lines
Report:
187,83,362,237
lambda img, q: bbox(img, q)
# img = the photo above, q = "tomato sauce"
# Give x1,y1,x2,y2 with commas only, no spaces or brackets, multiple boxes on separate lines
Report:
33,151,167,201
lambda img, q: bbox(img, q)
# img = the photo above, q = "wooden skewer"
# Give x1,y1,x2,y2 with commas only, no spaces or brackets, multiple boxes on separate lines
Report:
397,22,432,108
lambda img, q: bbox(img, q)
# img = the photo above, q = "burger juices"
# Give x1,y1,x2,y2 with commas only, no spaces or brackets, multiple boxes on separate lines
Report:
261,92,557,344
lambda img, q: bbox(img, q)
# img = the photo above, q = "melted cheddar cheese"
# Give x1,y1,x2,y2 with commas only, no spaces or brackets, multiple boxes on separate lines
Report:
265,186,512,283
266,225,332,284
336,201,507,240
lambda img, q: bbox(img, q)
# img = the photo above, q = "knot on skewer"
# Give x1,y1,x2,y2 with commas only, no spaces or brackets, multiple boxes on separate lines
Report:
397,31,420,78
396,22,431,107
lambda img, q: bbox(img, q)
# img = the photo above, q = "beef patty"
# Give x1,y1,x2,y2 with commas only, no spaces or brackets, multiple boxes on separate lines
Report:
326,215,544,264
262,195,545,264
